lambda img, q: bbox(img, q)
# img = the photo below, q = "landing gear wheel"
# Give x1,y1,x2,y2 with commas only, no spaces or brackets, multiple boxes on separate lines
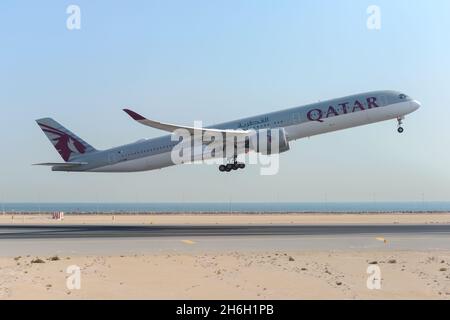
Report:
219,158,246,173
397,117,404,134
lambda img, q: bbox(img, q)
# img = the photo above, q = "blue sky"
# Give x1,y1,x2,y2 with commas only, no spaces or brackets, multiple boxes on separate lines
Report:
0,0,449,202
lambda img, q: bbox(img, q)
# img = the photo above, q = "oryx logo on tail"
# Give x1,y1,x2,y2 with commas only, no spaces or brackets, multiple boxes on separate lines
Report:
36,118,97,162
38,123,86,161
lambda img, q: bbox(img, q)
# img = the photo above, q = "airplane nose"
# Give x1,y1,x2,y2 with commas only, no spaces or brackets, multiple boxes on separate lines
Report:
410,100,421,111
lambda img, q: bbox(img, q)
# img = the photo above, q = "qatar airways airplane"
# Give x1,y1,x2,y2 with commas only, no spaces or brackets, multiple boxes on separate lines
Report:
35,90,420,173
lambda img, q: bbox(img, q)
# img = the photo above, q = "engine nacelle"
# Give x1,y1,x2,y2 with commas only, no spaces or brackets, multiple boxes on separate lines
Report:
247,128,290,155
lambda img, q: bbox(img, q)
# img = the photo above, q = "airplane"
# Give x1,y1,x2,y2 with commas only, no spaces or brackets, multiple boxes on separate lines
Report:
35,90,421,173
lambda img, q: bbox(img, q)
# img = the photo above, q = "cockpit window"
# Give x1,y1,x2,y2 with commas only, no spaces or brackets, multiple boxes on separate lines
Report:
399,94,407,99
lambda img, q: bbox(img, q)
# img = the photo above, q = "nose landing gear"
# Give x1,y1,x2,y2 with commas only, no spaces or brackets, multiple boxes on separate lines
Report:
397,117,404,134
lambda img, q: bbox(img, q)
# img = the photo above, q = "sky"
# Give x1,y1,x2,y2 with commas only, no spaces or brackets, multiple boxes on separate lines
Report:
0,0,449,203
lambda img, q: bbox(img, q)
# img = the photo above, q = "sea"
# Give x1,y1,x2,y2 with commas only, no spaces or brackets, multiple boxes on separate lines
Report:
1,202,450,213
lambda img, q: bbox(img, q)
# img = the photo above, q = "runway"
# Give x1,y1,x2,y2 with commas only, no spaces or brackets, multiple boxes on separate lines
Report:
1,224,449,256
0,224,450,239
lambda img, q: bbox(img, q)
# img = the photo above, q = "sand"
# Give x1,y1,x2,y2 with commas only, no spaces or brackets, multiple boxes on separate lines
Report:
1,213,450,225
0,251,449,300
1,213,449,299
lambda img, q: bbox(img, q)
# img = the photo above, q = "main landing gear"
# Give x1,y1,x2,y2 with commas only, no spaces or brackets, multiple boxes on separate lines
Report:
219,162,245,172
219,158,246,172
219,145,246,172
397,117,405,134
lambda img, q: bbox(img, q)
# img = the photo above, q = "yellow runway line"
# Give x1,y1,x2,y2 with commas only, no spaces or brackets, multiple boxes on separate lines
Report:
181,240,196,245
375,237,387,243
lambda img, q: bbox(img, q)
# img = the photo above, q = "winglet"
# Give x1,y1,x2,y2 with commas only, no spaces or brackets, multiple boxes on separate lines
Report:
123,109,146,121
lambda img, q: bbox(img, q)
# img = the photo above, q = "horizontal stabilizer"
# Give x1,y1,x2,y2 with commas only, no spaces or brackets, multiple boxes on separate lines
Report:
33,162,87,167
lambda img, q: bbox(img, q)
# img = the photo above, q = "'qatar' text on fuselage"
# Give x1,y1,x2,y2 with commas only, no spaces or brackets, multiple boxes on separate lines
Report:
307,97,379,123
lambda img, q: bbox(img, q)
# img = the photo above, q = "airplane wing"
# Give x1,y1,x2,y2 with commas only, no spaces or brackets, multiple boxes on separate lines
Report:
123,109,250,137
33,162,87,167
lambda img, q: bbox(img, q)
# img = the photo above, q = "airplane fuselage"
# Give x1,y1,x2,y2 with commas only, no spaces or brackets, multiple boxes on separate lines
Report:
46,90,421,172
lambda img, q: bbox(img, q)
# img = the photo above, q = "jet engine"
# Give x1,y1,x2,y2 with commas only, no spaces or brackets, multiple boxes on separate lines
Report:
246,128,290,155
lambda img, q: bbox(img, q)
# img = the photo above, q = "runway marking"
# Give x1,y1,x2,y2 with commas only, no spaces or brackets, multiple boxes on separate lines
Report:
375,237,387,243
7,236,446,244
181,240,196,245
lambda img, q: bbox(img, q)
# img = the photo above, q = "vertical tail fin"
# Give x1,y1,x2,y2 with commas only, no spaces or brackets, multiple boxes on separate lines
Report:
36,118,97,162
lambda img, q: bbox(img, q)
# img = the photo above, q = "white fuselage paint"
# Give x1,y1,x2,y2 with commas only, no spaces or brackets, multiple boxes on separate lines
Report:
88,99,419,173
90,150,173,172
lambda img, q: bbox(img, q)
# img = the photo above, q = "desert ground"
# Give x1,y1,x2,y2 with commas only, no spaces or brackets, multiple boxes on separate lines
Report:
0,213,449,299
0,251,449,299
1,212,450,225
